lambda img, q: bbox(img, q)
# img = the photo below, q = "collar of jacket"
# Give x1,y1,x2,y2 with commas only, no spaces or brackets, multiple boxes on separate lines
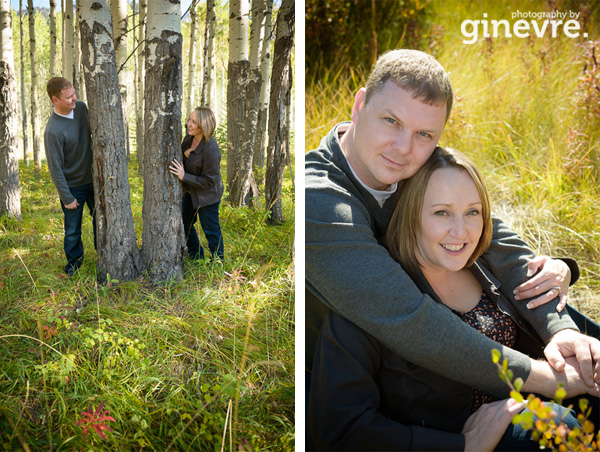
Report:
409,258,545,348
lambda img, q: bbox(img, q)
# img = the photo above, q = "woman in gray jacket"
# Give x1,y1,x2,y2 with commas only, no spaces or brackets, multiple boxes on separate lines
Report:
170,106,225,261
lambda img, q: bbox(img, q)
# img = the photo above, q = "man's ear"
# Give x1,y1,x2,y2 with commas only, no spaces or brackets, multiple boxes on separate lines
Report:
351,88,367,124
50,96,58,105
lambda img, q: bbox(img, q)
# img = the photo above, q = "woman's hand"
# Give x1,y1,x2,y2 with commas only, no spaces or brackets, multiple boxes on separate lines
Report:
513,256,570,312
169,159,185,181
462,399,525,452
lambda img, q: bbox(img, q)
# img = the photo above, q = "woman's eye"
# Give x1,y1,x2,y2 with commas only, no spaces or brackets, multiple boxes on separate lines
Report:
385,117,396,125
418,131,430,138
434,210,448,216
467,209,481,216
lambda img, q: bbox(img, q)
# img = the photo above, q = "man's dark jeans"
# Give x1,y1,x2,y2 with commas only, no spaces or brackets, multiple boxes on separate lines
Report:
182,193,224,261
60,183,96,274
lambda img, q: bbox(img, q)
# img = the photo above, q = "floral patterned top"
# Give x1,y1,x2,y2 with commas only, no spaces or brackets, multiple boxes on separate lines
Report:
461,291,517,411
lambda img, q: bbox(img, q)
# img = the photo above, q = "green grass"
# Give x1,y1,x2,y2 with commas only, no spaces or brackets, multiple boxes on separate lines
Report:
0,156,295,451
306,0,600,322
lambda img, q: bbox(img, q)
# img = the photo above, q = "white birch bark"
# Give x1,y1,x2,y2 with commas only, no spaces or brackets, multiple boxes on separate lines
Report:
111,0,128,155
79,0,142,282
265,0,294,224
19,0,29,165
201,0,216,108
0,0,22,219
27,0,41,169
73,3,83,98
226,0,250,206
136,0,146,174
253,0,272,184
236,0,266,203
185,0,198,116
63,0,74,81
142,0,185,282
49,0,56,77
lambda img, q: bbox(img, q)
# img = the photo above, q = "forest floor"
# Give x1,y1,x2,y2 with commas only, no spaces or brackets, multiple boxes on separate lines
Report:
0,156,295,451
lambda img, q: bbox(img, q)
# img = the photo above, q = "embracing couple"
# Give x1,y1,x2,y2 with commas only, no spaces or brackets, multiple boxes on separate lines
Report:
305,49,600,451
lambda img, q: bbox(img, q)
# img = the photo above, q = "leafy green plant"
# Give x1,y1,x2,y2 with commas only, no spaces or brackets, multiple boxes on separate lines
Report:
0,154,294,450
492,349,599,451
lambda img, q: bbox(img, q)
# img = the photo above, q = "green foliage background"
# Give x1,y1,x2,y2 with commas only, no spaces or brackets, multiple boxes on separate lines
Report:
0,155,295,451
306,0,600,322
2,3,294,451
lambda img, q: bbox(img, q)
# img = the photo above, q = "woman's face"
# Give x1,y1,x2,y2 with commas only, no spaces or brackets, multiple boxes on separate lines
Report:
187,111,202,137
415,167,483,274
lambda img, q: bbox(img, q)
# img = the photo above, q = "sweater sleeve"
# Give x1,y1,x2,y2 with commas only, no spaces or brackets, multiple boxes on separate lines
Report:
182,140,221,190
305,164,532,398
308,313,466,451
483,217,578,343
44,123,75,205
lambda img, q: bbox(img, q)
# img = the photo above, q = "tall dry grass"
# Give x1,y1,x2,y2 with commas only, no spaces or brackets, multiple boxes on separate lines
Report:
305,0,600,320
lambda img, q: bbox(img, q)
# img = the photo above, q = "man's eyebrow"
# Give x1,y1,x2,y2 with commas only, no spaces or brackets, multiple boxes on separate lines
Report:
382,109,402,122
382,108,441,133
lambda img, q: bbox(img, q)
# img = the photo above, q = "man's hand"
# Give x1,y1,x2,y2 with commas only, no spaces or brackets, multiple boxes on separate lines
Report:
513,256,570,311
545,329,600,386
462,399,525,452
523,356,600,398
64,199,79,209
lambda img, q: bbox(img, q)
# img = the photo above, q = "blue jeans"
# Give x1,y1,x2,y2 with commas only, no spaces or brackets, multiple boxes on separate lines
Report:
182,193,224,261
60,184,96,273
495,402,580,451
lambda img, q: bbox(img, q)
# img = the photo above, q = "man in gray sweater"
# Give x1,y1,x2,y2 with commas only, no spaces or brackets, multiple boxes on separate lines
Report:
306,49,600,445
44,77,95,275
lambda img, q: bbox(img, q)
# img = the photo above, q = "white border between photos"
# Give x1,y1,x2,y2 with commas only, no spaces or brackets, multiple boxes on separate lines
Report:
294,0,306,449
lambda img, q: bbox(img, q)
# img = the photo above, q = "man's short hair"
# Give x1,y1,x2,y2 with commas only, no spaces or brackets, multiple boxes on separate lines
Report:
364,49,454,122
46,77,73,101
193,106,217,140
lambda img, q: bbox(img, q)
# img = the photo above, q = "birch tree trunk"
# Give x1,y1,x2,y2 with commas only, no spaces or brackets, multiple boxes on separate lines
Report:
111,0,128,156
27,0,41,169
194,6,202,106
63,0,74,82
238,0,267,203
185,0,198,116
226,0,250,206
136,0,146,174
133,0,138,158
19,0,29,165
79,0,142,283
265,0,293,224
73,3,83,97
49,0,56,77
201,0,215,108
142,0,185,282
253,0,272,185
0,0,21,220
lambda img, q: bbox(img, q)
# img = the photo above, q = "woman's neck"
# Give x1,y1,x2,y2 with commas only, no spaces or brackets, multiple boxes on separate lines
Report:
421,267,482,313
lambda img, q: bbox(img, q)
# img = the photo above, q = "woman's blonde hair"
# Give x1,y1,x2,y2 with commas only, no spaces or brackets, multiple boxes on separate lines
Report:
385,147,492,279
193,106,217,140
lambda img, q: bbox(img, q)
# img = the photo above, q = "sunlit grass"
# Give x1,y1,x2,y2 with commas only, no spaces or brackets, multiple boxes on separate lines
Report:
0,154,295,451
306,0,600,321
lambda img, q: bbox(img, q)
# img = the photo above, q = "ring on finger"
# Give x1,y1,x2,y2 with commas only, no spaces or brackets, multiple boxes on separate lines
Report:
552,286,561,291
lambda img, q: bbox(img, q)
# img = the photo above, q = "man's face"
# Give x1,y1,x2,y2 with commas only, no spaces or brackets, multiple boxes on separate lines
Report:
53,86,77,114
344,80,447,191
